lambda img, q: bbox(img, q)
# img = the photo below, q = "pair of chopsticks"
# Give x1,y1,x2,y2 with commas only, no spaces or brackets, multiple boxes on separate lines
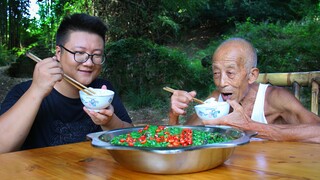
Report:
163,87,204,104
26,52,95,96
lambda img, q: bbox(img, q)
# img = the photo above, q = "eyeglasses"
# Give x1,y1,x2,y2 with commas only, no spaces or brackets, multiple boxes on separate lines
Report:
59,45,105,65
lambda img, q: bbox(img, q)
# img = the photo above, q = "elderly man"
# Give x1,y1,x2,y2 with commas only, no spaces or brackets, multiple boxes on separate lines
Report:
169,37,320,143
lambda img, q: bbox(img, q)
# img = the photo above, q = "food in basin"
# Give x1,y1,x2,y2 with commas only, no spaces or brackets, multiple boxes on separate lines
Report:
110,125,233,147
195,98,230,120
79,88,114,111
87,125,256,174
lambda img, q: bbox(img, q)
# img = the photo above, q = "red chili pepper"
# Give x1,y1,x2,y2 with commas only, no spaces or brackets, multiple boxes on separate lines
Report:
140,139,147,144
118,125,198,148
172,141,180,147
143,125,149,130
126,137,133,142
168,137,174,143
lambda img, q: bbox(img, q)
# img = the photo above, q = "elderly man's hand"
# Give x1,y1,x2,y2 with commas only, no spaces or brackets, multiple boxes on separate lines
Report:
169,90,196,125
202,100,253,130
171,90,197,115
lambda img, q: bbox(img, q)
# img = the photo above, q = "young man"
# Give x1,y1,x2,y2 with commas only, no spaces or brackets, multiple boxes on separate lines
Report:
169,37,320,143
0,13,133,153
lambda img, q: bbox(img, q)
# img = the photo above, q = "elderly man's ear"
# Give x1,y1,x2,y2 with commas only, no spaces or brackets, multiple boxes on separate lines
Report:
248,68,259,84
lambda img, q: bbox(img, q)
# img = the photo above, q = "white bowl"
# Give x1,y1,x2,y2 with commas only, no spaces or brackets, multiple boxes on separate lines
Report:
194,102,230,120
79,88,114,112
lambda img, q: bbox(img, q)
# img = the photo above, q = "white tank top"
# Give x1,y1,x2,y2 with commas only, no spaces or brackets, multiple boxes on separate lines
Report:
218,83,269,124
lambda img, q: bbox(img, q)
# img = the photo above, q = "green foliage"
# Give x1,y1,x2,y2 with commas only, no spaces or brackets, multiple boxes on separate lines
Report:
97,0,319,43
199,14,320,74
194,0,319,35
95,0,209,43
157,15,180,34
26,0,95,57
0,45,15,66
0,0,30,60
228,17,320,72
124,88,164,110
102,38,212,108
161,0,209,16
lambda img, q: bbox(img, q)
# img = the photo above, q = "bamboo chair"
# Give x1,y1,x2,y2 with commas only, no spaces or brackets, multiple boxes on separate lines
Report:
256,71,320,115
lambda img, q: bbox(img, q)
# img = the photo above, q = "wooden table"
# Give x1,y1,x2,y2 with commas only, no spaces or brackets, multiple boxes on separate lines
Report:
0,140,319,179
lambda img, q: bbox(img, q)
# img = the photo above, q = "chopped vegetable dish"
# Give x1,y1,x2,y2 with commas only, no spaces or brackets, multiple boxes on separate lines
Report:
110,125,233,147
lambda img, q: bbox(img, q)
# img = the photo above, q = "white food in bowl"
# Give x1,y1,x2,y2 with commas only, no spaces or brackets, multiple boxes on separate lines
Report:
204,97,217,104
195,98,230,120
79,88,114,112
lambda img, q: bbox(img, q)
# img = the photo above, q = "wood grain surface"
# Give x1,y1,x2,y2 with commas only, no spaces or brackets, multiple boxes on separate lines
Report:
0,140,319,179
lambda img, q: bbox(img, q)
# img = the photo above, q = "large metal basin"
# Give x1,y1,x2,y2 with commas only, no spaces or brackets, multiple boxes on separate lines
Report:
87,125,256,174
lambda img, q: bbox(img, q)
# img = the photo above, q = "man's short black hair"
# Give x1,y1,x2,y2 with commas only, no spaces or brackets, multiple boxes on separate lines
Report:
56,13,108,46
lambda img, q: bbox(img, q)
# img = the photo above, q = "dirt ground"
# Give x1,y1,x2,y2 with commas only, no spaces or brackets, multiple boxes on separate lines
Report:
0,66,31,102
0,66,170,125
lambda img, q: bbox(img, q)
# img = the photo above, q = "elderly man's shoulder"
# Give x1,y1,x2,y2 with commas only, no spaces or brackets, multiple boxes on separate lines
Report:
265,85,300,104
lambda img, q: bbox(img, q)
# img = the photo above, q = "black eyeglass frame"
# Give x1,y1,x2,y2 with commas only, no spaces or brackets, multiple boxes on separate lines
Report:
59,45,106,65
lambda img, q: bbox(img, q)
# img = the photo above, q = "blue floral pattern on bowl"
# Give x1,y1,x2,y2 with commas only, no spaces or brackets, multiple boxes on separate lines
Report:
198,108,221,119
80,97,112,108
79,89,115,112
88,98,98,107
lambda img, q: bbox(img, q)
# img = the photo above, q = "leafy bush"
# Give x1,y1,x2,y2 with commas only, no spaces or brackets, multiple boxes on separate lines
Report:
230,17,320,73
200,16,320,73
95,0,209,43
102,38,213,109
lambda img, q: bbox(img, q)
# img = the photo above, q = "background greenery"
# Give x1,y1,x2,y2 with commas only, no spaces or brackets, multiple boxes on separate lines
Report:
1,0,319,112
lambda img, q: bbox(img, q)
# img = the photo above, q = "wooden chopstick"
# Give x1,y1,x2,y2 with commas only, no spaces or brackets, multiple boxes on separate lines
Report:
163,86,204,104
25,52,95,96
63,77,93,95
62,73,95,95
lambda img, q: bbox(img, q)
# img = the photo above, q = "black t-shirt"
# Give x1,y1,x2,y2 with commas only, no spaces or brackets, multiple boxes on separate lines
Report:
0,79,132,150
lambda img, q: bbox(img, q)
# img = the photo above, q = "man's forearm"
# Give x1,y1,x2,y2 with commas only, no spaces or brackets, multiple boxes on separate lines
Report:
249,122,320,143
169,110,179,125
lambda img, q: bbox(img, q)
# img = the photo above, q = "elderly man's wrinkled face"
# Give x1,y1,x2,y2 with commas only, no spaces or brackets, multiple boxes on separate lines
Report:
212,43,250,103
